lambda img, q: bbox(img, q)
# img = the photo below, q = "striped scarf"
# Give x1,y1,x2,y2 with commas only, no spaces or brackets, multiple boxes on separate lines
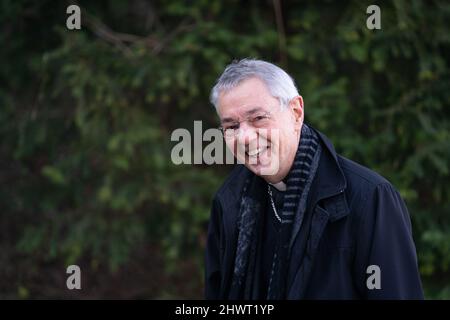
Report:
229,123,322,300
266,123,321,299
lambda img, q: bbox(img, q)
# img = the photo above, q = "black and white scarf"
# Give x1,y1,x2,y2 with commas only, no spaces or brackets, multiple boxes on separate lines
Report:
228,123,322,300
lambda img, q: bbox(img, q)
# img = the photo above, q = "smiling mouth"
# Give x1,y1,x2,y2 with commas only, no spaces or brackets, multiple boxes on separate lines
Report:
246,145,270,158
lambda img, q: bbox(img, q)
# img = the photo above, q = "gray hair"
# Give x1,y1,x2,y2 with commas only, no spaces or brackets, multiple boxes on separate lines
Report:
210,58,299,110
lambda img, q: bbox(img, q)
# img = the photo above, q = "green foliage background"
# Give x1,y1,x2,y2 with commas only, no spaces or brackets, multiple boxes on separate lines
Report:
1,0,449,298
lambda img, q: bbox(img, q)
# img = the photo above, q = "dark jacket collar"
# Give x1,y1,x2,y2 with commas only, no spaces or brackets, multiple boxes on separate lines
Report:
309,125,349,222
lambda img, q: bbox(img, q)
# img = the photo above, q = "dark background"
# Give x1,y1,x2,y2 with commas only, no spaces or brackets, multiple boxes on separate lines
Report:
1,0,449,299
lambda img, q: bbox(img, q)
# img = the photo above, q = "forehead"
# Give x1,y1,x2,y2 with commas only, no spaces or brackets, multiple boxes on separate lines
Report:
217,77,278,117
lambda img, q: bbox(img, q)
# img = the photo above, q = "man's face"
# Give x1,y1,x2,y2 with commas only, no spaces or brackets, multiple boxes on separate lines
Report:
217,77,304,183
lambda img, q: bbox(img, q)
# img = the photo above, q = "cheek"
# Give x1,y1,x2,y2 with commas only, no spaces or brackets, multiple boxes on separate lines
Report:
262,130,277,148
278,129,297,152
225,139,246,159
224,139,236,153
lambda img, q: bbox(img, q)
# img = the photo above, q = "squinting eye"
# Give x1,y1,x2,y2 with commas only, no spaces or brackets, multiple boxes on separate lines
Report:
251,115,269,123
226,124,239,130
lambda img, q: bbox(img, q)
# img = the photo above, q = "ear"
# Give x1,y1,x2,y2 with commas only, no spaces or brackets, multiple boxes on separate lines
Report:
289,96,304,129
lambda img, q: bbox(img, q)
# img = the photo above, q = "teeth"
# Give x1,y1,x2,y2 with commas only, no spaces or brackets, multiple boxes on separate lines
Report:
247,149,260,157
247,146,268,157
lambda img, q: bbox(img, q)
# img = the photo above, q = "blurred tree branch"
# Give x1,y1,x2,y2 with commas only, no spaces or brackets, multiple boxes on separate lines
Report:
273,0,287,67
82,11,195,56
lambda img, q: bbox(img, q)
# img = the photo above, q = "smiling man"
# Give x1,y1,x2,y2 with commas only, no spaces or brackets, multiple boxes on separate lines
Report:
205,58,424,300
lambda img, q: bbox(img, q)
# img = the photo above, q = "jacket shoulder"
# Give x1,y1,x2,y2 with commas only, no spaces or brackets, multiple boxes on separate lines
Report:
336,155,408,235
337,155,401,217
338,155,391,189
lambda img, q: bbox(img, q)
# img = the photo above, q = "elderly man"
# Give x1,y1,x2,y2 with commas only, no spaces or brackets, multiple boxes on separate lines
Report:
205,58,424,300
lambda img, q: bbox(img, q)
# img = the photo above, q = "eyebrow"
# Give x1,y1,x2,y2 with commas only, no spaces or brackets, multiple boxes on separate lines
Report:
220,107,265,124
245,107,265,116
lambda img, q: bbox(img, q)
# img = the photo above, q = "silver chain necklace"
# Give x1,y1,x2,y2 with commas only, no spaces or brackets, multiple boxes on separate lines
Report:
267,185,282,222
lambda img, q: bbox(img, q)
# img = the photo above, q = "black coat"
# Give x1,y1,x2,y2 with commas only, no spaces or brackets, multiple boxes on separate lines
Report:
205,127,424,299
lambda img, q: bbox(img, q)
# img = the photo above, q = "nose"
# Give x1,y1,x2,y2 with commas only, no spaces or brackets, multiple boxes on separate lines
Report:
236,121,258,146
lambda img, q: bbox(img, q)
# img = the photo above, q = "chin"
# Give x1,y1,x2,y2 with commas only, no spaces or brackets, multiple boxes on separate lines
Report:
246,161,282,181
